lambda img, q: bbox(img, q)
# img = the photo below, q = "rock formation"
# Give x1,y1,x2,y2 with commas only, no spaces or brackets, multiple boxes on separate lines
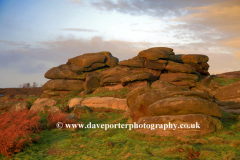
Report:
42,52,118,92
99,47,209,89
42,47,211,92
126,86,223,136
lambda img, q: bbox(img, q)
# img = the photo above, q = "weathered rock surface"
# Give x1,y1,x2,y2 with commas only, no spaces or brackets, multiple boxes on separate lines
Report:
126,86,151,108
126,86,222,136
83,74,100,90
125,81,149,90
81,97,129,111
42,79,84,91
44,64,87,80
215,81,240,101
148,97,222,118
67,52,118,68
151,80,174,89
165,61,196,74
138,47,171,60
121,73,151,85
30,98,57,113
160,73,199,82
185,63,209,75
159,73,199,88
68,98,83,109
144,60,166,70
136,114,223,136
176,54,209,64
98,67,132,86
42,47,210,92
118,59,144,68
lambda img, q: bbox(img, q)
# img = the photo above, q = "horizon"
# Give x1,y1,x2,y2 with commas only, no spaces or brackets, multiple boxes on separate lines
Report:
1,0,240,88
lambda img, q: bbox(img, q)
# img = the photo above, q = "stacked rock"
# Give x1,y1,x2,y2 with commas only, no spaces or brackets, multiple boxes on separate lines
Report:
42,52,118,92
126,86,223,136
175,54,210,77
99,47,202,89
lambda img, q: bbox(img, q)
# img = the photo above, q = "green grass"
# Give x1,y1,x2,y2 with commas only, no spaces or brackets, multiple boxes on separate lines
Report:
211,78,240,86
2,81,240,159
5,109,239,160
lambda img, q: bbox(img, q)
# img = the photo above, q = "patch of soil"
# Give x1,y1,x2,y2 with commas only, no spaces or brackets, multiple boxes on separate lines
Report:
0,87,43,97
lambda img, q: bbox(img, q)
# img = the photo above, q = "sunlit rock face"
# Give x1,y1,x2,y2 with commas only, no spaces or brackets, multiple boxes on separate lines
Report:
42,47,211,93
126,87,223,136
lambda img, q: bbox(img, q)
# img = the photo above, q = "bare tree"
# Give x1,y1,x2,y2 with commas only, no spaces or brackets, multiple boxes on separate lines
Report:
19,84,23,88
23,83,31,88
32,82,38,88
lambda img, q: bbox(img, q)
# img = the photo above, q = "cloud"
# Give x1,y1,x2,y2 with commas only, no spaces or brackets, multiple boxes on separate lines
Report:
0,40,26,46
70,0,82,4
60,28,98,32
169,0,240,60
39,36,153,61
1,35,240,87
90,0,226,18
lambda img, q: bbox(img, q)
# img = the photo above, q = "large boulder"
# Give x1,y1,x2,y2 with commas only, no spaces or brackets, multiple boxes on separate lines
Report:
81,97,129,111
159,73,199,88
118,59,144,68
165,61,196,74
45,65,87,80
185,63,209,75
127,86,215,122
136,114,223,136
68,63,106,72
129,90,170,122
67,52,118,69
215,81,240,101
160,73,199,82
148,97,222,118
30,98,57,113
67,53,106,68
138,47,172,60
42,79,84,91
176,54,209,64
144,60,166,70
99,67,161,86
68,98,83,109
126,86,151,108
121,73,151,85
98,67,132,86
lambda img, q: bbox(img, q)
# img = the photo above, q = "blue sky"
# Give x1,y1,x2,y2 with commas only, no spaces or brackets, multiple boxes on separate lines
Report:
0,0,240,87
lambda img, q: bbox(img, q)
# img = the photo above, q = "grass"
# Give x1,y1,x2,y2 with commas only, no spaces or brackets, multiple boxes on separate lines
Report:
1,80,240,159
211,77,240,86
0,108,237,160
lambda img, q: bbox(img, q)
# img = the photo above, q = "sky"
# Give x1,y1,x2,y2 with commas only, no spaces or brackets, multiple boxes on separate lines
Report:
0,0,240,88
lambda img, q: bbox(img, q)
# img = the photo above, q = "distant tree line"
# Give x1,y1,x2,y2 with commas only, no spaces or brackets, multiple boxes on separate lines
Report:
19,82,43,88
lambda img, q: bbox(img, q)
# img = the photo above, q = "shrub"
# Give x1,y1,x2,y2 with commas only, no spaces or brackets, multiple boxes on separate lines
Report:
47,112,78,129
0,109,40,157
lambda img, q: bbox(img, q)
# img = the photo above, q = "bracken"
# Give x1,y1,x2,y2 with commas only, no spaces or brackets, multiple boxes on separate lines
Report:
0,109,40,157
